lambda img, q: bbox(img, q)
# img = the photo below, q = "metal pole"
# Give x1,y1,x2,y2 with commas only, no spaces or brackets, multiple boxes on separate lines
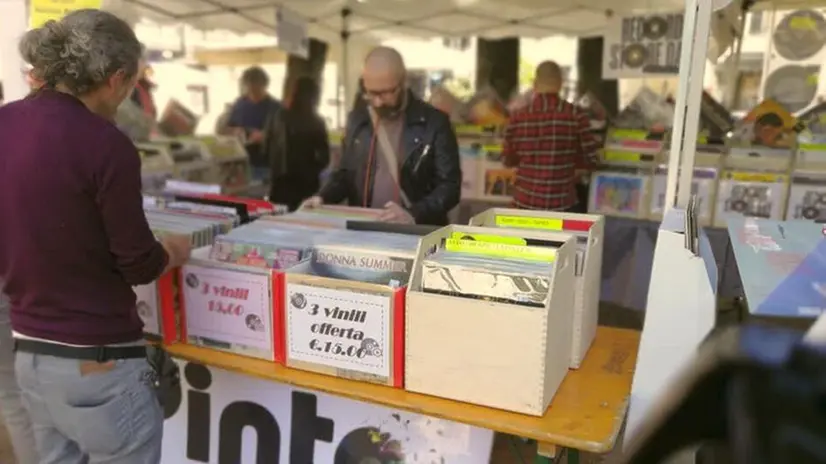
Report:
663,1,700,212
724,11,747,109
676,1,714,208
339,7,351,129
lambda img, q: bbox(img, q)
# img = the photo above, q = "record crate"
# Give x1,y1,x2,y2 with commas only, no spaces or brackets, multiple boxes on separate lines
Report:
279,260,406,388
135,271,179,344
468,208,604,368
405,225,577,416
177,247,285,362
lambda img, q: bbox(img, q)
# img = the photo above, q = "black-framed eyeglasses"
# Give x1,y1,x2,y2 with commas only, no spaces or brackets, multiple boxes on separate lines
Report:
363,84,400,100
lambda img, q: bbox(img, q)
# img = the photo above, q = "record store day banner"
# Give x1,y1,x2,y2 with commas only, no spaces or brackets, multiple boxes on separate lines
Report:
602,12,684,79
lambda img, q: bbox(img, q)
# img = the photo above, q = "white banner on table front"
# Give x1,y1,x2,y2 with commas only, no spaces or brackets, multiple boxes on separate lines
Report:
134,283,160,335
602,12,684,79
286,283,391,378
161,359,494,463
182,265,272,351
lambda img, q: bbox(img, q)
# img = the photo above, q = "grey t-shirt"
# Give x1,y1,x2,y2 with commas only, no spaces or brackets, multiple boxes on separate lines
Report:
370,115,405,208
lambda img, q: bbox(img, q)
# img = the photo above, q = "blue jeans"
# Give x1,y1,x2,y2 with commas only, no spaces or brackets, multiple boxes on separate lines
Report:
0,288,38,464
15,351,163,464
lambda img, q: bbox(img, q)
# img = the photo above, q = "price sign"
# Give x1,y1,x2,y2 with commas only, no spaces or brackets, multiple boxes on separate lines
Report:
182,265,272,351
286,284,391,379
134,283,160,335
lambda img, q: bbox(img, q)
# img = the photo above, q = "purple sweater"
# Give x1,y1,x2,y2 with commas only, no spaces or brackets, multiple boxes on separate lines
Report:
0,90,168,345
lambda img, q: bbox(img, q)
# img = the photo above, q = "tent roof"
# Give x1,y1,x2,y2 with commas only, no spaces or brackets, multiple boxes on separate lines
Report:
116,0,693,41
112,0,826,47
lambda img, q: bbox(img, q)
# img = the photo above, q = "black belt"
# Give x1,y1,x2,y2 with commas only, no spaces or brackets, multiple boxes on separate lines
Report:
13,339,147,362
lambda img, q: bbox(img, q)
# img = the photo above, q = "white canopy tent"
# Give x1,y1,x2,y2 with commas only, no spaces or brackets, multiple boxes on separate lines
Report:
106,0,822,40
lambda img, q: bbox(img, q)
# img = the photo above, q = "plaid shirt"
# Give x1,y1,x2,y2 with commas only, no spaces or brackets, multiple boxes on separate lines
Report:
503,93,598,211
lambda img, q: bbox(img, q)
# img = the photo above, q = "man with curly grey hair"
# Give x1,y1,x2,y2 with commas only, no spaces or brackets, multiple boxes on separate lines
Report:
0,9,192,463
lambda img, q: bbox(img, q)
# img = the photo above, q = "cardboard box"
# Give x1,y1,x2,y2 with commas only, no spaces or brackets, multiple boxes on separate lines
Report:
136,271,178,344
469,209,604,368
280,261,406,387
178,247,284,362
405,225,577,416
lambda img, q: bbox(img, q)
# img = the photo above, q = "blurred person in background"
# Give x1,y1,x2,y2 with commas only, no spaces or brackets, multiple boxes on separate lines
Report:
226,66,283,183
265,76,330,211
215,102,234,135
129,45,157,120
0,10,191,462
302,46,461,225
503,61,598,212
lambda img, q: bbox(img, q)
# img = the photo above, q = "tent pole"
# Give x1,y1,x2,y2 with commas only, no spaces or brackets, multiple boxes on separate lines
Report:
339,7,352,129
676,1,713,208
664,1,700,212
724,9,747,109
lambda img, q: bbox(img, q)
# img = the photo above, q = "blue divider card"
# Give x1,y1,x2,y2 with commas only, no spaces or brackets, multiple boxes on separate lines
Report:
728,217,826,317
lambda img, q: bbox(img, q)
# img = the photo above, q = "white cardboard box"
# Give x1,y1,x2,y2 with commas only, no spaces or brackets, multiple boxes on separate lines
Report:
405,225,576,416
468,209,604,368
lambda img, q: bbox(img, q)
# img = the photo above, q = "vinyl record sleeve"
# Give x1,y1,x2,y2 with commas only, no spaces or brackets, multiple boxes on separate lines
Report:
786,172,826,221
714,172,788,227
650,166,717,222
421,250,554,307
588,172,649,217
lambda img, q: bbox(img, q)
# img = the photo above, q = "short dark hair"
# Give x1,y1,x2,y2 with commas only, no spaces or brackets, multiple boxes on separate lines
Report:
241,66,269,87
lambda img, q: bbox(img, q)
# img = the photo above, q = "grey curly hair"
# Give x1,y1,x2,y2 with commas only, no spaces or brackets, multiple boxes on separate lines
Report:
19,9,142,95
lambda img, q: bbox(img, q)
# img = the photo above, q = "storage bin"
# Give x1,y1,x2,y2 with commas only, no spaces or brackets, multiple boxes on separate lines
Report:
469,208,604,368
405,225,576,416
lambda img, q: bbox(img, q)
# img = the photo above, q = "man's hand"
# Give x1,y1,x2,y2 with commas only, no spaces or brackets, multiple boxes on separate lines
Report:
161,234,192,272
379,202,415,224
300,196,323,209
248,129,264,143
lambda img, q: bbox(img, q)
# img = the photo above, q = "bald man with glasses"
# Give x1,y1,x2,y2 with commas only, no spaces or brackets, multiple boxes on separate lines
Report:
303,46,462,226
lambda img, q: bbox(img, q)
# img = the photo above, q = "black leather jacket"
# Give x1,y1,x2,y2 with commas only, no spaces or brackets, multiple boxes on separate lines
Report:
318,93,461,225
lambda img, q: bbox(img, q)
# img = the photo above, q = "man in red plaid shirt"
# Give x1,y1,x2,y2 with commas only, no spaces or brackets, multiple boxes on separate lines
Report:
503,61,599,211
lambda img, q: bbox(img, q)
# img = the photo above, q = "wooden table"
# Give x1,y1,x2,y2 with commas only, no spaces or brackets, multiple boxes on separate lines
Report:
167,326,640,463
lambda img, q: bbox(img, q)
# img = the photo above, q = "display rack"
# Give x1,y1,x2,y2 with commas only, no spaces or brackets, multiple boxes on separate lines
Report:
457,130,513,202
192,135,251,194
588,132,660,218
137,143,175,192
148,138,216,183
651,148,723,227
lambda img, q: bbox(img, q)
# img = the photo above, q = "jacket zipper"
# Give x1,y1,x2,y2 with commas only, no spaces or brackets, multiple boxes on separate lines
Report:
413,144,431,173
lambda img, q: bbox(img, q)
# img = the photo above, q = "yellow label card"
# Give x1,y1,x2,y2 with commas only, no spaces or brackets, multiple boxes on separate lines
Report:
609,129,647,140
444,239,556,262
450,232,526,245
603,150,642,162
494,215,563,230
728,171,785,183
800,143,826,152
455,124,483,134
30,0,101,28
